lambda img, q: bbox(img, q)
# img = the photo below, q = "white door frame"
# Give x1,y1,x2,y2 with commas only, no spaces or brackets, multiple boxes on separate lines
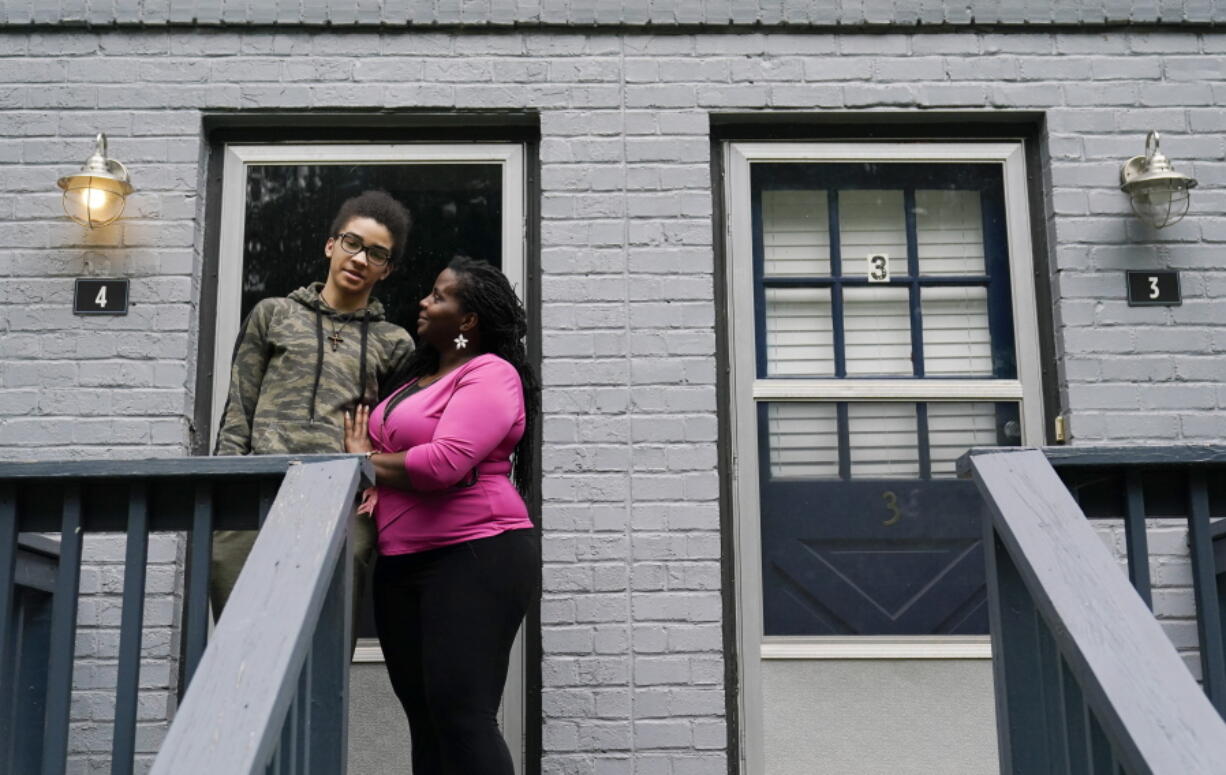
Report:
211,141,528,771
724,141,1043,774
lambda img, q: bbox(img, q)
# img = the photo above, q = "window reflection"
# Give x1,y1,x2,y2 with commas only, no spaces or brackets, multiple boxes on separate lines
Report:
242,164,503,330
241,162,504,642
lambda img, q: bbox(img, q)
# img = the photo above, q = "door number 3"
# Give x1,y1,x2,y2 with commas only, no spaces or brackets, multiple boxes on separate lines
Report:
867,253,890,283
882,490,902,526
1125,270,1180,307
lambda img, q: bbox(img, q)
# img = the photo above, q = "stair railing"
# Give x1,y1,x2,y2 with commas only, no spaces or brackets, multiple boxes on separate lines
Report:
0,454,369,775
964,448,1226,774
1040,444,1226,712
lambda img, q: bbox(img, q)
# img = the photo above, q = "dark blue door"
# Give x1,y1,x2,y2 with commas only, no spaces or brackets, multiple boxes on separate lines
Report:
751,162,1022,636
761,463,990,635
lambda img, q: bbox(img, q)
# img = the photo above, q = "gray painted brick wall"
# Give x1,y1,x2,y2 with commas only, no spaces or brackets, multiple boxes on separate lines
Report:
1092,519,1207,680
1,23,1224,775
4,0,1226,27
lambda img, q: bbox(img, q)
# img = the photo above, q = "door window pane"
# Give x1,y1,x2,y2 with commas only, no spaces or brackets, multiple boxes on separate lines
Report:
762,190,830,277
765,287,834,376
765,401,1020,482
921,286,992,376
927,402,1020,477
916,189,985,276
843,287,912,376
839,190,907,279
848,402,919,478
766,402,839,478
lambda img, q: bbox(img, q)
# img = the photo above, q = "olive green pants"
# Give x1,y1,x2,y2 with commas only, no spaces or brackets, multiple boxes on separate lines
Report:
209,511,376,652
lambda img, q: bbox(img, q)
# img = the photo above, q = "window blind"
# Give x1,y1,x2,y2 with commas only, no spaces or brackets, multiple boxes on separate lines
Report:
916,189,985,276
762,189,830,277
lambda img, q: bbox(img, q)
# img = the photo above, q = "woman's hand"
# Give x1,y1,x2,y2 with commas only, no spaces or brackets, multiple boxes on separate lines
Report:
344,405,413,490
344,404,374,454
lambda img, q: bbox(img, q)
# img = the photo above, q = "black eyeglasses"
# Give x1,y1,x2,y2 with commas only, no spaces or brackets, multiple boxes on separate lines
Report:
334,232,392,266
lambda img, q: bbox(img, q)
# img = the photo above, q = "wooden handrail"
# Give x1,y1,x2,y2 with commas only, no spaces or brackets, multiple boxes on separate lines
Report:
149,457,366,775
1,454,370,533
968,448,1226,773
0,454,368,480
1038,444,1226,467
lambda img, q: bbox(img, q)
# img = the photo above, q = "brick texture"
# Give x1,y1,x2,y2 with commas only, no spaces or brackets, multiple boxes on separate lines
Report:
1091,519,1207,681
3,0,1226,26
1,23,1224,775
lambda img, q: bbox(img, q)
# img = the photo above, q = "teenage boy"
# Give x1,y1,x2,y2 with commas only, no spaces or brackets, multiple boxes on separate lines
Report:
211,190,414,628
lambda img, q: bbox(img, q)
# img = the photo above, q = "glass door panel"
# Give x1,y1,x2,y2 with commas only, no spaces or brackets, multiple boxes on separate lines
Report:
211,143,526,772
241,163,503,330
764,287,834,377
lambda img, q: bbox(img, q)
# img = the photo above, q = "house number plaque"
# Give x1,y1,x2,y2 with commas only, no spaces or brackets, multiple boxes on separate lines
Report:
73,278,129,315
1125,271,1181,307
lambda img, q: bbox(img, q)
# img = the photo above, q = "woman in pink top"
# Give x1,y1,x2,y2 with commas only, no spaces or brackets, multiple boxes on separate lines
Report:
344,256,539,775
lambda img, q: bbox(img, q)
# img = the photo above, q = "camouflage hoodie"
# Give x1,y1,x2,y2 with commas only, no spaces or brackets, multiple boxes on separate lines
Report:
214,283,414,456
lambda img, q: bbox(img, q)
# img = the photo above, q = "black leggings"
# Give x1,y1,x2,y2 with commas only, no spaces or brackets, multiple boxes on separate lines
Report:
373,529,540,775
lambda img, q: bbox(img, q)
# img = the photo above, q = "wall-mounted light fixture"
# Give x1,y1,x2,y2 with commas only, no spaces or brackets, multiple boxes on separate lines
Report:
56,133,133,229
1119,131,1197,229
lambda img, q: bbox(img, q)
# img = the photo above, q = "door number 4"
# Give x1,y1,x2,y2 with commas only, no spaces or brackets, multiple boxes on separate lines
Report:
73,278,129,315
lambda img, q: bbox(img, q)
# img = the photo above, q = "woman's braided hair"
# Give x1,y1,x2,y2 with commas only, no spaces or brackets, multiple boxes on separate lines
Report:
381,255,539,498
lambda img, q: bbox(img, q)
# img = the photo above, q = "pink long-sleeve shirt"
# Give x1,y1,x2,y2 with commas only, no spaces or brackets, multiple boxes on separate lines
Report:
368,353,532,556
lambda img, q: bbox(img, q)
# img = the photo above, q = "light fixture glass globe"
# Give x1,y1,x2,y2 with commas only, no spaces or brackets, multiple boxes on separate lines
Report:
62,178,128,228
1129,180,1191,229
56,133,133,229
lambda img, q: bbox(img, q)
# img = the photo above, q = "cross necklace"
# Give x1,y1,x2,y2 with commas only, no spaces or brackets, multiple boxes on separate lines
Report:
327,317,351,352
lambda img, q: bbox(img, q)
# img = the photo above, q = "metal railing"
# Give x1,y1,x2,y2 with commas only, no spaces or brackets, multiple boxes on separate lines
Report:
0,455,369,775
964,447,1226,774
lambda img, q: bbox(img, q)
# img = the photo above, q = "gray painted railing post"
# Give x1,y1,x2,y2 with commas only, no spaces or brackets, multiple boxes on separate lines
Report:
1218,517,1226,713
183,483,213,686
1187,469,1226,715
983,523,1049,774
1060,662,1088,773
0,483,16,767
306,530,352,775
111,484,149,775
1122,471,1152,609
41,485,82,775
1036,626,1070,773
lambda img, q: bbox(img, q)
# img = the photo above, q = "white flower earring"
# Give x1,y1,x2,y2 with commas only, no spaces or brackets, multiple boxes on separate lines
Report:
454,333,468,350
